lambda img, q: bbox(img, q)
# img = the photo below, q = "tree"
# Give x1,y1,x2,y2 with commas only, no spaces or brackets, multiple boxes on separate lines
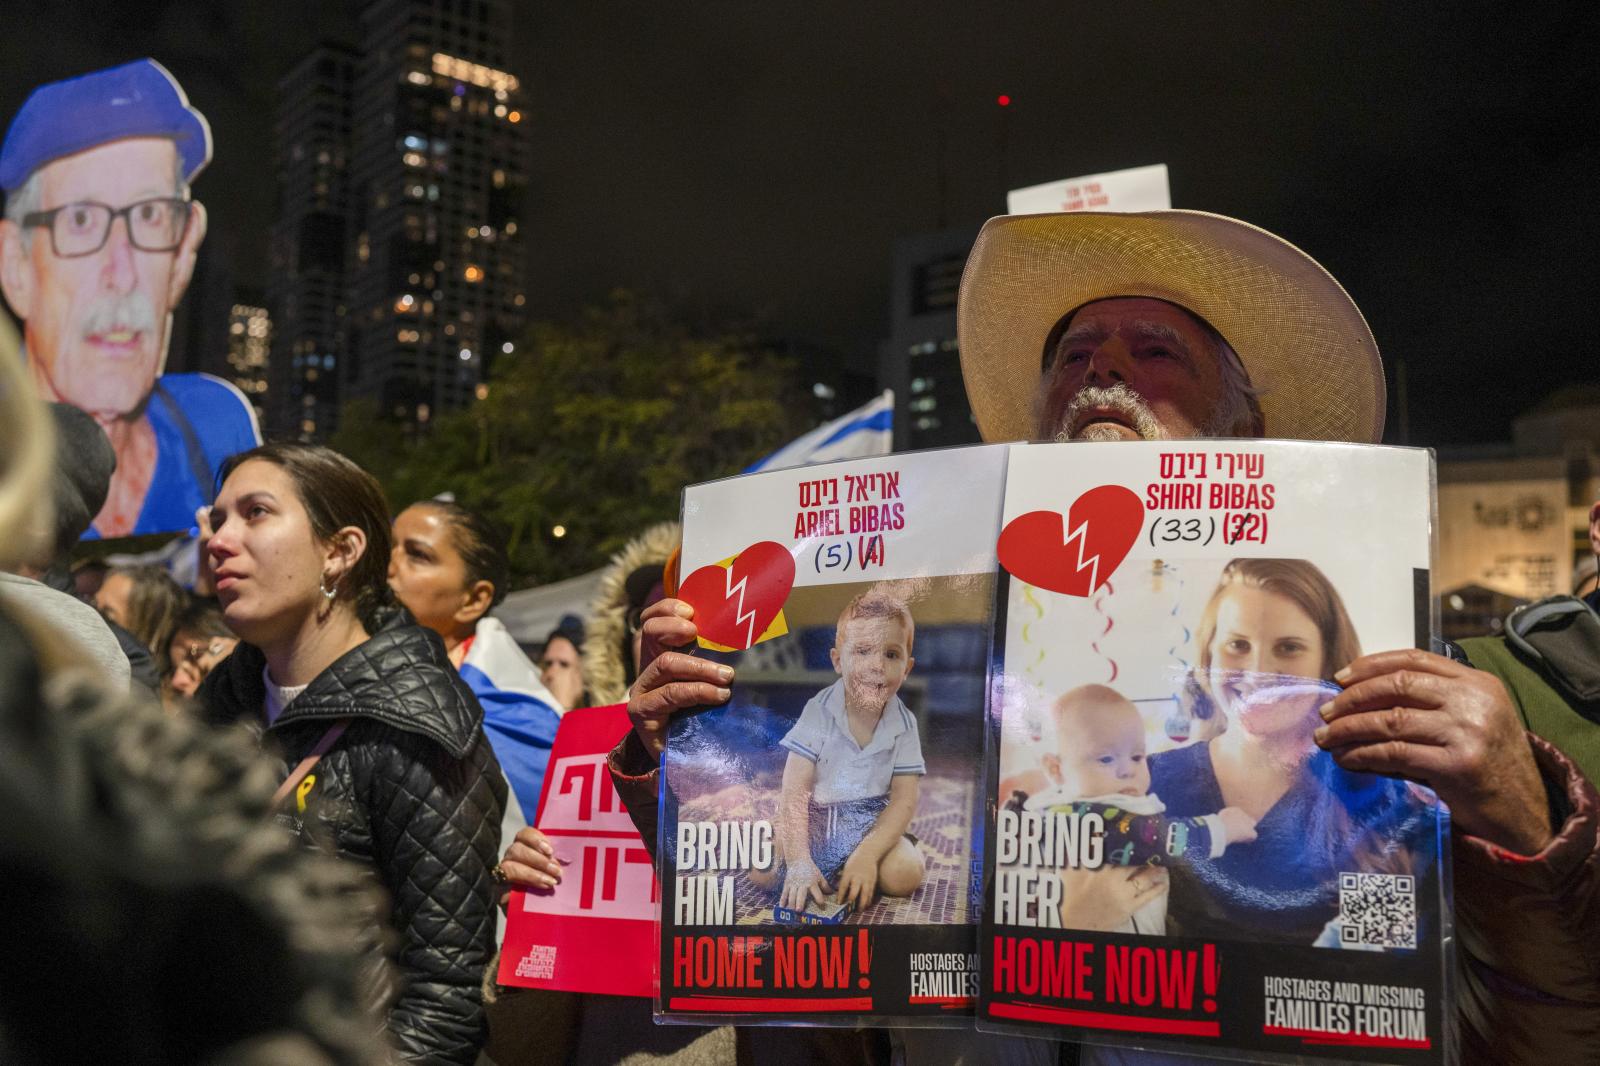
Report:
332,291,809,586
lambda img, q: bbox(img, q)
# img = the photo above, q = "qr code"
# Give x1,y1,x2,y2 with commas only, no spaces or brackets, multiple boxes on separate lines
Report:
1338,873,1416,949
515,944,557,980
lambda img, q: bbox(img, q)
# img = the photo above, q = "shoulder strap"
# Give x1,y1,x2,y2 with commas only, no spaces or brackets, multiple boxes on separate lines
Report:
1506,596,1600,707
271,718,352,811
152,380,217,494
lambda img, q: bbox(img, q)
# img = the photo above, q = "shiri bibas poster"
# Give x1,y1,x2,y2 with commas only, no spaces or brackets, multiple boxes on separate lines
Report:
977,441,1451,1065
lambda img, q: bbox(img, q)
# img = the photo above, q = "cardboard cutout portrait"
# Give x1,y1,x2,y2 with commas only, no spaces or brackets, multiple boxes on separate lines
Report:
0,59,260,538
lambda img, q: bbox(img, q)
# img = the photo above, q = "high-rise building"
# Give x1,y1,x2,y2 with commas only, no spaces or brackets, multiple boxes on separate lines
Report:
267,43,358,440
226,298,272,423
344,0,529,428
878,226,980,451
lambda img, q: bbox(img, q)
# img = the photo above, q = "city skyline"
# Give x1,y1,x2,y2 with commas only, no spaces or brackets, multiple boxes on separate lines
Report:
0,2,1595,448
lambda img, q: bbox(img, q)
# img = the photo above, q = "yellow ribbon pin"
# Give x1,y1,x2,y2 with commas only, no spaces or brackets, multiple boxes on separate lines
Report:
296,773,317,813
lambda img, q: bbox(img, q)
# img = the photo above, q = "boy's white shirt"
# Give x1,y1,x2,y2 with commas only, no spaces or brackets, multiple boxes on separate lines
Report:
779,677,926,806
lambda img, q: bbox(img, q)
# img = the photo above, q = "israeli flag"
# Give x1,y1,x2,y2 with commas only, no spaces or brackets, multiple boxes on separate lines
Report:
457,616,564,843
746,390,894,473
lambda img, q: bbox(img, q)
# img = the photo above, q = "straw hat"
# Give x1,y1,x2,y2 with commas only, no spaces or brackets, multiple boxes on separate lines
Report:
957,211,1385,444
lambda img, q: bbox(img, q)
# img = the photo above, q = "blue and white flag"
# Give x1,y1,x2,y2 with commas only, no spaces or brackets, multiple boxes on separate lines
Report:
745,389,893,473
458,616,564,840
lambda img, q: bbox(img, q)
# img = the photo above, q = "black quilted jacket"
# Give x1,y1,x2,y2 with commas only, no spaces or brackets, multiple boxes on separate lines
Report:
199,609,507,1066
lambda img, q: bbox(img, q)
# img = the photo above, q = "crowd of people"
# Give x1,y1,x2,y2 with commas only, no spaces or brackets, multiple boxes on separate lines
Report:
3,60,1599,1066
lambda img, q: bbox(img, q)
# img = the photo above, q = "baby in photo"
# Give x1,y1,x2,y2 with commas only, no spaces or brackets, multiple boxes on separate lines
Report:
754,588,927,914
1021,684,1257,934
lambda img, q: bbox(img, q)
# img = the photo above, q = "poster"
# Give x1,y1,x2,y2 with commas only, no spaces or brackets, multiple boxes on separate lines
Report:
978,441,1451,1064
0,59,260,539
656,445,1008,1025
1006,164,1171,216
497,704,657,997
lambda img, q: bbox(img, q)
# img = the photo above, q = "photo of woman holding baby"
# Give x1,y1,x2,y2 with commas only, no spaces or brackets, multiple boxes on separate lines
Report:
1062,557,1440,941
1141,557,1435,945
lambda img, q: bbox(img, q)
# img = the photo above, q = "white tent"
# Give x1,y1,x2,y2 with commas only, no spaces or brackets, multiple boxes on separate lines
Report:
493,566,606,649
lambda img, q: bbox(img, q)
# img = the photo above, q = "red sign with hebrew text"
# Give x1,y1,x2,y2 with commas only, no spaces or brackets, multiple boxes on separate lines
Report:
497,704,658,996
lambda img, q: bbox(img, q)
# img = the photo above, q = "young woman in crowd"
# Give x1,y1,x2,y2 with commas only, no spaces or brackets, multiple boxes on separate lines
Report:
388,498,564,835
163,599,239,708
197,444,505,1066
539,624,589,711
95,563,185,672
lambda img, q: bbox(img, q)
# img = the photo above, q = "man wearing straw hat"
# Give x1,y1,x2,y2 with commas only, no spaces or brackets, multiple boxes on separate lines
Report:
614,211,1600,1063
955,212,1600,1063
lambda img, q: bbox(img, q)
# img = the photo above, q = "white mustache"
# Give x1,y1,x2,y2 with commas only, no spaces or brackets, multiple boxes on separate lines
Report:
1053,384,1169,442
81,291,158,338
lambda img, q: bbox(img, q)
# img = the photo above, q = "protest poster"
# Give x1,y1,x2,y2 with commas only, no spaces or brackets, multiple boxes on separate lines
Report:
498,704,657,997
1006,164,1171,216
0,59,260,539
978,440,1451,1064
656,445,1008,1025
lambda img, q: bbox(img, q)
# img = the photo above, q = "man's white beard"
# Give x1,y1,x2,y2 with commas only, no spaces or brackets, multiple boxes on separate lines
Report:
1050,384,1170,442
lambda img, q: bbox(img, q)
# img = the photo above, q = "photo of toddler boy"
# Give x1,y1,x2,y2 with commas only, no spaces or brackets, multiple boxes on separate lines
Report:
755,588,929,914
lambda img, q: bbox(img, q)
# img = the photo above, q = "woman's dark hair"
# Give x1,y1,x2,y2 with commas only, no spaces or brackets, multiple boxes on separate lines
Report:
105,565,186,668
408,499,511,608
218,443,394,629
173,598,234,641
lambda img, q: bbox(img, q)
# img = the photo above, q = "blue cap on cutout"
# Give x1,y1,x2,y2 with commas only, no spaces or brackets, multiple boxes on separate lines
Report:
0,59,211,192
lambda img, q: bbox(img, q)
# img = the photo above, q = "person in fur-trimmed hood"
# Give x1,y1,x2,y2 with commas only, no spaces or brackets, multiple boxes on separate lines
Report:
584,520,680,706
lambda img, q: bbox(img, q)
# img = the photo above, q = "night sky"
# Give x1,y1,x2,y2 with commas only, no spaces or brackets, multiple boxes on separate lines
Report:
4,1,1596,446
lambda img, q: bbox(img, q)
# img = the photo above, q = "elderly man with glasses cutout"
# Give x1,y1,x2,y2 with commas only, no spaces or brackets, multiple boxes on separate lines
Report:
0,59,259,539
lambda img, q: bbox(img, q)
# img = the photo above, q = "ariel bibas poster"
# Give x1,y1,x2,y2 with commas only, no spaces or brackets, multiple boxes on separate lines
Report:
977,441,1451,1064
656,445,1008,1025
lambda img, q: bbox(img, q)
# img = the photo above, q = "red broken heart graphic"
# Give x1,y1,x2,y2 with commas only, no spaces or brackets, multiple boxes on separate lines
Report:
677,541,796,650
997,485,1145,597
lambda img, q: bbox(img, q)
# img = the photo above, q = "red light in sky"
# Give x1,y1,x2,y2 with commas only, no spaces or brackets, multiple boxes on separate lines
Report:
997,94,1012,107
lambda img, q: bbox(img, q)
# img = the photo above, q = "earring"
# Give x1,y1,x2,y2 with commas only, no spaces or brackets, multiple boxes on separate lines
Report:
319,575,338,601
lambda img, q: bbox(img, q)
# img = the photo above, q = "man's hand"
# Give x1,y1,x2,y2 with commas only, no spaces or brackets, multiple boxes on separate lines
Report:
1057,865,1168,932
1316,649,1553,855
780,857,831,912
627,598,733,759
836,849,879,912
498,826,563,906
1217,806,1258,847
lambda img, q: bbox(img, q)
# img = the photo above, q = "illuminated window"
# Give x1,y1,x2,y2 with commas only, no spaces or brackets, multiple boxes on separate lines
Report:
431,52,520,93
